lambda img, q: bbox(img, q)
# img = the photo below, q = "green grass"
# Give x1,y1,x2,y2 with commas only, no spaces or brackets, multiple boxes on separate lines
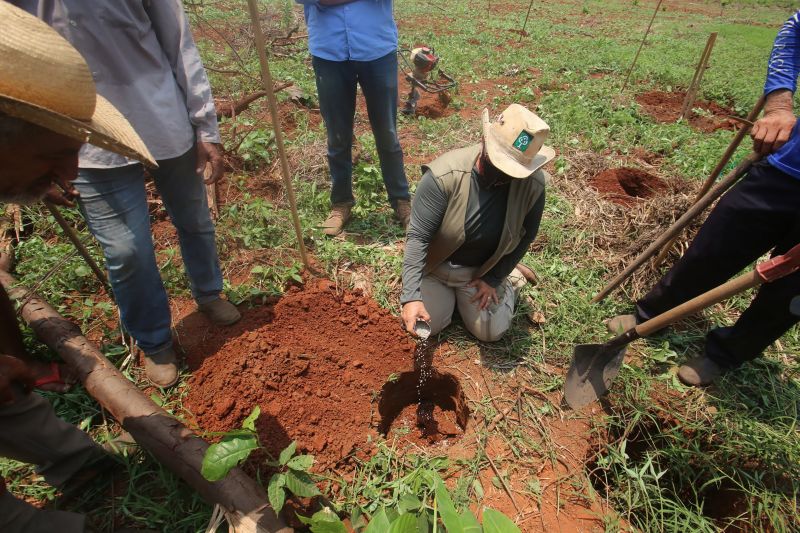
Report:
3,0,799,531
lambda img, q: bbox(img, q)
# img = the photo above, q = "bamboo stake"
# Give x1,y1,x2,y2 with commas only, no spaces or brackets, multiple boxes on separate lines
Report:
652,94,765,267
519,0,535,42
621,0,664,92
245,0,309,269
44,201,111,294
591,153,760,303
679,32,718,120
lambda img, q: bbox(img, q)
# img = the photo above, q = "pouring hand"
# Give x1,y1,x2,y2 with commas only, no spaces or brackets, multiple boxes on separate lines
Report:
401,301,430,336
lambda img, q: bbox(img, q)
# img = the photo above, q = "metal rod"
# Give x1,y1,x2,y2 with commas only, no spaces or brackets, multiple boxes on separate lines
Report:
621,0,664,92
245,0,309,269
591,153,759,303
44,201,111,294
519,0,535,42
652,94,766,267
679,32,718,120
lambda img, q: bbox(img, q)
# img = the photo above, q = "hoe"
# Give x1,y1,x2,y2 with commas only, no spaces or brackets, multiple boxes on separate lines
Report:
565,242,800,409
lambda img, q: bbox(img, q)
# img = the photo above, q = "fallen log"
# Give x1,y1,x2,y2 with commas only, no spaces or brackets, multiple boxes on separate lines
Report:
0,269,292,533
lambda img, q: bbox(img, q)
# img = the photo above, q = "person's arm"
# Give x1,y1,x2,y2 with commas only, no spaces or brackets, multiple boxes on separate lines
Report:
144,0,225,182
481,191,546,288
753,12,800,155
400,170,448,334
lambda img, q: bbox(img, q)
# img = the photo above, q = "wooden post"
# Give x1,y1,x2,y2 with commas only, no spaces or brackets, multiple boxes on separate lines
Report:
679,32,718,120
0,270,292,532
245,0,309,269
621,0,664,92
519,0,535,42
653,94,766,267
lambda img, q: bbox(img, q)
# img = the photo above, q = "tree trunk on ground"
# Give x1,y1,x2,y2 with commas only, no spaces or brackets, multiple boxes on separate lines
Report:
0,270,292,533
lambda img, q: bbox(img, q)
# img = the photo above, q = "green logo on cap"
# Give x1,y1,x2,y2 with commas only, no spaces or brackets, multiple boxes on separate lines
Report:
513,130,533,152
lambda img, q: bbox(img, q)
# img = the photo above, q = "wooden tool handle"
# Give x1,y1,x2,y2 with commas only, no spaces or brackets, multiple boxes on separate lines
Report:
635,242,800,337
635,270,762,337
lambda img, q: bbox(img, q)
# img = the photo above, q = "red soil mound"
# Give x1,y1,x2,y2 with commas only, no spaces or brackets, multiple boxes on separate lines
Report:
636,90,737,132
183,280,465,472
590,167,667,205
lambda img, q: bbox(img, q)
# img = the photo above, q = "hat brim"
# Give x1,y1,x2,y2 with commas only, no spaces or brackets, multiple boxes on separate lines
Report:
0,94,156,168
482,109,555,178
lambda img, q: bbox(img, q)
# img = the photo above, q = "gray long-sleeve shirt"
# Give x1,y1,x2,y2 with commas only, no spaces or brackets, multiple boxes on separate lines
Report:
401,168,545,304
14,0,220,168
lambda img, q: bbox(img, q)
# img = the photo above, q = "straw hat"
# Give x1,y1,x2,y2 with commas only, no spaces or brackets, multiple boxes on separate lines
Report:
0,3,155,167
482,104,555,178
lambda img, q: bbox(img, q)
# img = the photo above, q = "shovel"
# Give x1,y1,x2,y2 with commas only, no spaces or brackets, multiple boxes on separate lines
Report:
565,242,800,409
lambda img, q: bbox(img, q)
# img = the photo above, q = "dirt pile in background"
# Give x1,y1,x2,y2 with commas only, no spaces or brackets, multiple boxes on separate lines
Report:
590,167,668,205
636,90,737,132
182,280,470,471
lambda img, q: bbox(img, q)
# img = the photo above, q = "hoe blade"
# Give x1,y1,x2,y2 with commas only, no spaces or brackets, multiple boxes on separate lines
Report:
564,343,627,409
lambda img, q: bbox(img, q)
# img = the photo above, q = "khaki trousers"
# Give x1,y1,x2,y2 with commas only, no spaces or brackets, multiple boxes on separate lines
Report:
421,263,525,342
0,387,103,533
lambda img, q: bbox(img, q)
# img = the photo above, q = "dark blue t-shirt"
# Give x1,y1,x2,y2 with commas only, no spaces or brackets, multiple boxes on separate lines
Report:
765,11,800,179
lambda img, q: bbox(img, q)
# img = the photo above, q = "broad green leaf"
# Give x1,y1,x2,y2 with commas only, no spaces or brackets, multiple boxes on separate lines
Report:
279,441,297,465
460,511,482,532
287,454,315,471
309,509,348,533
387,513,417,533
398,493,422,513
363,508,391,533
284,469,321,498
435,476,463,533
482,508,521,533
242,406,261,432
201,432,258,481
267,473,286,513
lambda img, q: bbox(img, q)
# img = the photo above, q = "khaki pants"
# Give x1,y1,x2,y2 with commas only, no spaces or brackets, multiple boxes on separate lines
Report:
421,263,525,342
0,387,103,533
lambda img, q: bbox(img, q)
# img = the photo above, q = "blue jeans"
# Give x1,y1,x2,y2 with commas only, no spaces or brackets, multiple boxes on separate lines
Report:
74,147,223,354
312,51,410,208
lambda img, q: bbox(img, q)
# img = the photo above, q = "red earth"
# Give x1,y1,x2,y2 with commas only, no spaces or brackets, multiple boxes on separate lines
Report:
590,167,668,205
181,279,469,472
636,90,737,132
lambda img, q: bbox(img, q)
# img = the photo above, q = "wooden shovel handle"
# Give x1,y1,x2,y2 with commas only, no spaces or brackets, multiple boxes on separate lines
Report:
635,271,761,337
635,241,800,337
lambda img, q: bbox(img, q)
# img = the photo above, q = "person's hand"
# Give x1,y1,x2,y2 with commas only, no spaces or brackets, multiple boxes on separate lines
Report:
752,89,797,156
0,354,34,405
752,110,797,156
401,301,430,336
43,178,79,207
196,142,225,184
467,279,499,311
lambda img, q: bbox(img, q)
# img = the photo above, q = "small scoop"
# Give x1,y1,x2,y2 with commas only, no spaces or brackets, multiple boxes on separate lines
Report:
414,318,431,340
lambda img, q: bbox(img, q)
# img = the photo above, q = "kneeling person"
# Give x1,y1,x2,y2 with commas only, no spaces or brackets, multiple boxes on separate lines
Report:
401,104,553,341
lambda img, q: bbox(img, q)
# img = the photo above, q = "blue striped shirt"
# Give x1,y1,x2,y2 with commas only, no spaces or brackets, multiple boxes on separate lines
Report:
764,11,800,179
296,0,397,62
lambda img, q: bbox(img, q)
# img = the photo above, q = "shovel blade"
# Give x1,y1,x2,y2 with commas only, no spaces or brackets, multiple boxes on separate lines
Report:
564,343,627,409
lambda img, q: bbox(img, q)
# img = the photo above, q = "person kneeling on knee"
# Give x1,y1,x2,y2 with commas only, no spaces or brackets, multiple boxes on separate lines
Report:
400,104,553,342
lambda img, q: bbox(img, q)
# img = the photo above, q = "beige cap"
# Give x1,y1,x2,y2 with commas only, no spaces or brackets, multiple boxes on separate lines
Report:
482,104,555,178
0,3,156,168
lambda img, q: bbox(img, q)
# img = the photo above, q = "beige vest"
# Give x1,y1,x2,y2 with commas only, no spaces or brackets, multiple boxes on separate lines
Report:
420,144,547,277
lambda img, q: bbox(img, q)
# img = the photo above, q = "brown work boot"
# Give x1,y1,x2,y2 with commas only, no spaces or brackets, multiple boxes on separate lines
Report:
677,356,723,387
515,263,539,285
143,347,179,388
198,297,241,326
605,314,637,334
394,199,412,229
321,204,352,236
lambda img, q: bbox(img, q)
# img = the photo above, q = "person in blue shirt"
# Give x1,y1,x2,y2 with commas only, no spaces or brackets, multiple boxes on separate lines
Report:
296,0,411,236
607,11,800,387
